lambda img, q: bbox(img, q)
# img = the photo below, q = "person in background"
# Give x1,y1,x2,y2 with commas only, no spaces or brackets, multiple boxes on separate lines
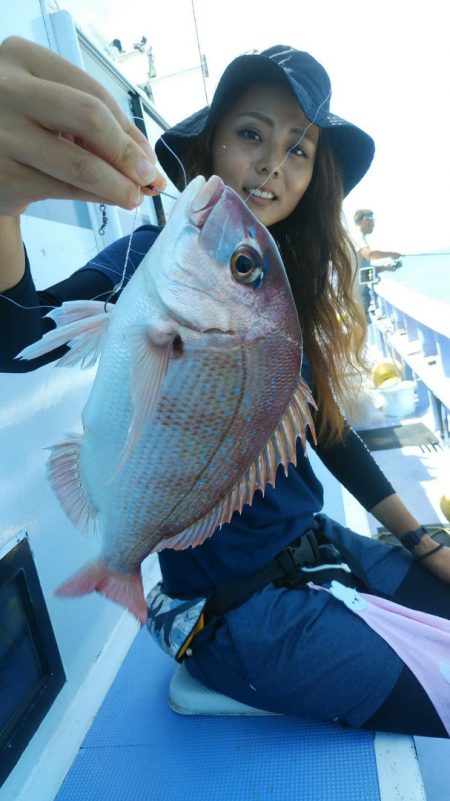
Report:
353,209,403,318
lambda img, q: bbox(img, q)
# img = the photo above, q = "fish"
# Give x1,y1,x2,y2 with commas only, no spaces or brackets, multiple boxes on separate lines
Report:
18,175,316,623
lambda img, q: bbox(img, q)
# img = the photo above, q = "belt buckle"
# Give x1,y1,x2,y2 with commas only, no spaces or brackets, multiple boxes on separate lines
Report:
288,530,320,568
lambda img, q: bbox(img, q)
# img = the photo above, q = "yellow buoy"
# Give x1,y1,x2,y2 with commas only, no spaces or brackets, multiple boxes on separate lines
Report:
440,494,450,523
378,376,401,389
370,360,401,387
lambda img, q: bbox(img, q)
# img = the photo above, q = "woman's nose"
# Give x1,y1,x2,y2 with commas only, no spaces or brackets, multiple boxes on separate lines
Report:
255,144,281,175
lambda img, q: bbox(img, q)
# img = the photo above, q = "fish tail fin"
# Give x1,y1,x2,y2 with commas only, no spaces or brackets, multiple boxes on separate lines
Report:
55,562,147,624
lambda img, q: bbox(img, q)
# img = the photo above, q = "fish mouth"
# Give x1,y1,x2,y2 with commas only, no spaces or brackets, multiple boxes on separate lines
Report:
164,323,237,359
202,327,235,335
189,175,226,227
169,313,236,337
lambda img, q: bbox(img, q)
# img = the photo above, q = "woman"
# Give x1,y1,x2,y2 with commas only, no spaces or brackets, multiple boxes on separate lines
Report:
0,38,449,736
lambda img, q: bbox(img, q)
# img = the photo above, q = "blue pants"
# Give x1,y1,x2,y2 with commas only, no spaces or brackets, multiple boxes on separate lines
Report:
187,518,449,736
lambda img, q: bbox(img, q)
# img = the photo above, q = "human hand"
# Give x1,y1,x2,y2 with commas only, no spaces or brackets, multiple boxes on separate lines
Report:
0,36,166,216
385,263,398,271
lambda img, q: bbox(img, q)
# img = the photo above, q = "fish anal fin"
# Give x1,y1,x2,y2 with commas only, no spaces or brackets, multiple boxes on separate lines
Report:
55,562,146,624
47,434,98,535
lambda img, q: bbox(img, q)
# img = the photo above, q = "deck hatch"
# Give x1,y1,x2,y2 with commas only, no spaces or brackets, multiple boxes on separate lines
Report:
0,535,65,787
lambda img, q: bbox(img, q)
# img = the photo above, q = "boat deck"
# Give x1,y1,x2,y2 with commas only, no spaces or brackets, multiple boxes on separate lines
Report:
55,629,385,801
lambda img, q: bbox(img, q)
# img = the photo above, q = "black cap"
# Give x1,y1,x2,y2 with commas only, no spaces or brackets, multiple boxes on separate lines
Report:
156,45,375,197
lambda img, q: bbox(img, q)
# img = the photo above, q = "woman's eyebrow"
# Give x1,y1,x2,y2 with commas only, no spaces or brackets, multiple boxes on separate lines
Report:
235,111,316,142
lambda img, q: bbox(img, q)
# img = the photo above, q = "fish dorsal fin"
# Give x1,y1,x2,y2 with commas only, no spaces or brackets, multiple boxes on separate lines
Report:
154,378,316,553
17,300,111,368
46,434,99,535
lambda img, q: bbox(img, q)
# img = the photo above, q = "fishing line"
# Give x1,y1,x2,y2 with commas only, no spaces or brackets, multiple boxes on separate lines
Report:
129,114,184,195
0,84,338,317
0,283,132,313
87,111,184,307
94,120,185,307
243,87,332,203
0,130,181,317
103,206,140,307
141,85,332,207
157,135,188,190
0,297,59,312
130,113,187,192
0,247,148,313
0,203,144,314
101,134,185,303
0,86,331,313
144,89,332,205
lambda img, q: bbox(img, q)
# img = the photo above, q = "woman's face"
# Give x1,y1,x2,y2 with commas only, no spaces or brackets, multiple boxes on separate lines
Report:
211,81,319,227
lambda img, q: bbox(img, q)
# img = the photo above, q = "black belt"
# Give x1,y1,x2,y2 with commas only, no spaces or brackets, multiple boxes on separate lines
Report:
205,525,360,619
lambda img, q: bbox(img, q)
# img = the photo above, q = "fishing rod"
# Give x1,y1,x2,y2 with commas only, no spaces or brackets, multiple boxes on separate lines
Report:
358,249,449,284
402,251,450,257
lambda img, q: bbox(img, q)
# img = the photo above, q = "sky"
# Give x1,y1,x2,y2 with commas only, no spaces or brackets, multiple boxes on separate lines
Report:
56,0,450,255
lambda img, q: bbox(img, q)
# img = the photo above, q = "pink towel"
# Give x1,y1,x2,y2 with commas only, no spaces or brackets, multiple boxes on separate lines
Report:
309,581,450,734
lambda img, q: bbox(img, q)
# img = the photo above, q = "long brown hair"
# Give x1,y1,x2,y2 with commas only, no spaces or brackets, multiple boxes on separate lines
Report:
179,123,367,445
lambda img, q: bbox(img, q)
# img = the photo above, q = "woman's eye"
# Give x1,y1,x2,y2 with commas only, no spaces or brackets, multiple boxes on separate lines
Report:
237,128,261,142
288,143,306,157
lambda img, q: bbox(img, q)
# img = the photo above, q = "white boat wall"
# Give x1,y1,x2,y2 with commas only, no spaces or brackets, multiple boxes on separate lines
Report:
0,4,170,799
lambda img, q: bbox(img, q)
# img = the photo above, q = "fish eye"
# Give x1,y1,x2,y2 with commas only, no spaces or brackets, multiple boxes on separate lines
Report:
230,245,263,286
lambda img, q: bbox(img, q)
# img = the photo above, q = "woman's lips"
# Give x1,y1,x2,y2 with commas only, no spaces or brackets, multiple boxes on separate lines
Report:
244,187,277,205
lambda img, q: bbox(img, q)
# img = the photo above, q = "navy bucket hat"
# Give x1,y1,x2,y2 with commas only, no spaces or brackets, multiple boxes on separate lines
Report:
155,45,375,198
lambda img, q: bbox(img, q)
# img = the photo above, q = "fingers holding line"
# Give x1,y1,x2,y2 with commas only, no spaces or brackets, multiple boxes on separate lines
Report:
3,118,151,210
0,156,145,215
1,36,167,200
4,36,150,149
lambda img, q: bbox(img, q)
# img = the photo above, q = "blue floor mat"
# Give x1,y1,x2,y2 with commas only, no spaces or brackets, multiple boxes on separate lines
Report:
55,629,381,801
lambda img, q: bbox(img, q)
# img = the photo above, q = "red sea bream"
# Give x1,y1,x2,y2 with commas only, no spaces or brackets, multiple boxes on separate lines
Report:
18,175,315,622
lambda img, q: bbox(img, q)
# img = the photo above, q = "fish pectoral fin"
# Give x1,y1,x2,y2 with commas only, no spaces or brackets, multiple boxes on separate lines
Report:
115,324,172,471
17,300,111,368
47,434,99,535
